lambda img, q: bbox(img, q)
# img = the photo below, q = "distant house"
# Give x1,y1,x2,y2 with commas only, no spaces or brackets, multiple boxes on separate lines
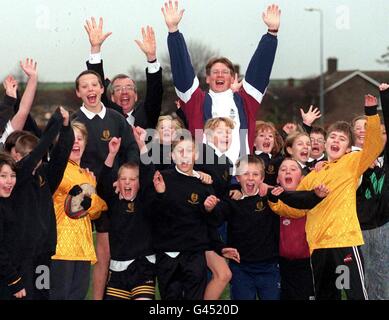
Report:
302,58,389,125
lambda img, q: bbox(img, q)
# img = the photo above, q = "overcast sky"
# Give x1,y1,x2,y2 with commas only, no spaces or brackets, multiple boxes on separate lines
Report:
0,0,388,82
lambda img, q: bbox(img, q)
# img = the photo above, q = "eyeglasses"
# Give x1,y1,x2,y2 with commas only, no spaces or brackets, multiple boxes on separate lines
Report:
112,85,136,93
310,138,325,144
210,69,231,76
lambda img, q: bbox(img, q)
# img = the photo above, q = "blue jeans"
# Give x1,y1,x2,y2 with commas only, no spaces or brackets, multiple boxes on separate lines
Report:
361,221,389,300
230,259,280,300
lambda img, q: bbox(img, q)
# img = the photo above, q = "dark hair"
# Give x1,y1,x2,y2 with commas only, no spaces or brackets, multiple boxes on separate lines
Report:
236,155,265,177
205,57,235,76
310,126,327,137
4,130,30,153
327,121,354,148
108,74,137,94
0,151,17,172
75,70,103,90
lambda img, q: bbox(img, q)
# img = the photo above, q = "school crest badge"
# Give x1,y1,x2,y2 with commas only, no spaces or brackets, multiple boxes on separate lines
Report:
222,170,229,181
126,202,135,213
188,193,199,205
101,129,112,142
255,200,265,212
266,165,275,175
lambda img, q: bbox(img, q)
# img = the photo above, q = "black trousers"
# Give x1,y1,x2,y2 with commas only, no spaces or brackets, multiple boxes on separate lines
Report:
279,257,314,300
156,252,207,300
49,260,91,300
311,246,368,300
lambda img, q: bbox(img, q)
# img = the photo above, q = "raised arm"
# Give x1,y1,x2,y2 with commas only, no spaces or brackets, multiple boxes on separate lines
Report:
163,1,199,102
379,83,389,160
135,26,163,129
9,59,38,131
46,107,75,193
357,94,384,176
84,17,112,55
243,4,280,102
0,76,18,132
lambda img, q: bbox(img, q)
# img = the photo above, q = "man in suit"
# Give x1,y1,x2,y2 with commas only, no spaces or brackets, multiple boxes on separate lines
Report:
84,17,163,130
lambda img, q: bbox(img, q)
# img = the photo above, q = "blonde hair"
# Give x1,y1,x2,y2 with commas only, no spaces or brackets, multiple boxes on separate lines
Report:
283,131,310,157
71,121,88,142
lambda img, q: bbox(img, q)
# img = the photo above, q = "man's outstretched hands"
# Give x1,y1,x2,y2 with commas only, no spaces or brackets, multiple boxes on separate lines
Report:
262,4,281,31
135,26,157,62
84,17,112,54
161,0,185,33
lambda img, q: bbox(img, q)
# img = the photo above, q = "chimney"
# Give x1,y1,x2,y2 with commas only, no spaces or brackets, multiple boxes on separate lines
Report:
287,78,295,88
327,58,338,75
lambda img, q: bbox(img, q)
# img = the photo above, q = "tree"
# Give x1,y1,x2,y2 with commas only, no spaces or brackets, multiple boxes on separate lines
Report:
377,47,389,67
160,39,219,81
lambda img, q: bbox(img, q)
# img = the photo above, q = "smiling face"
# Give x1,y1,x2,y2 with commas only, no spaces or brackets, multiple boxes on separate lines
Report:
325,130,351,161
157,119,175,145
287,135,311,164
111,77,138,114
310,132,326,159
118,166,140,201
0,164,16,198
277,159,303,191
353,118,367,148
255,129,275,154
70,128,86,164
206,62,234,93
76,73,104,111
236,162,264,196
172,139,198,175
211,122,233,153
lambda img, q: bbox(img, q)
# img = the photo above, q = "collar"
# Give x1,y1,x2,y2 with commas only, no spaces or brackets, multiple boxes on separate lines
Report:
80,103,107,120
297,160,307,169
207,142,225,158
175,166,200,179
308,154,325,163
254,150,272,159
240,188,260,200
126,110,135,126
351,146,362,152
208,88,234,99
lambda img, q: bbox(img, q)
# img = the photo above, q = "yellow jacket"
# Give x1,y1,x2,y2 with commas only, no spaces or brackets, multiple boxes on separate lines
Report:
52,160,108,264
270,114,383,254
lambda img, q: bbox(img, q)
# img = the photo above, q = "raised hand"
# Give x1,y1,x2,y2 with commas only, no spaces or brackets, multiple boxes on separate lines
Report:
3,75,18,98
59,106,70,126
282,123,298,135
84,17,112,53
300,105,321,126
153,171,166,193
365,94,378,107
161,0,185,33
222,247,241,264
204,195,220,212
135,26,157,62
314,184,329,198
379,83,389,92
108,137,121,155
230,73,243,93
14,288,26,299
262,4,281,31
132,126,147,153
20,58,38,79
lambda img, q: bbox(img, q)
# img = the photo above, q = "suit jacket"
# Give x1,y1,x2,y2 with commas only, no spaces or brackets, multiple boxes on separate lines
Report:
86,60,163,129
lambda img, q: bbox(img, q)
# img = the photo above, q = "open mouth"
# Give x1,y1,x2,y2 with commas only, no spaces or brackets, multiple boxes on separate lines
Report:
215,80,225,86
285,176,293,185
245,182,256,194
87,94,97,105
331,145,340,152
312,146,320,152
120,97,130,105
300,151,309,158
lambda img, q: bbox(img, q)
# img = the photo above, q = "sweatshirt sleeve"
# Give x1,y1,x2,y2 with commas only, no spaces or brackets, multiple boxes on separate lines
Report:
268,190,324,209
268,199,308,218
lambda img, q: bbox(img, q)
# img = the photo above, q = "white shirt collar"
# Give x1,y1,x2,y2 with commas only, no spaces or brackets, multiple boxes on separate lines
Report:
126,110,135,127
240,188,260,200
297,160,307,169
80,103,107,120
308,154,325,163
207,142,225,158
175,166,201,179
254,150,272,159
352,146,362,152
208,88,234,99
